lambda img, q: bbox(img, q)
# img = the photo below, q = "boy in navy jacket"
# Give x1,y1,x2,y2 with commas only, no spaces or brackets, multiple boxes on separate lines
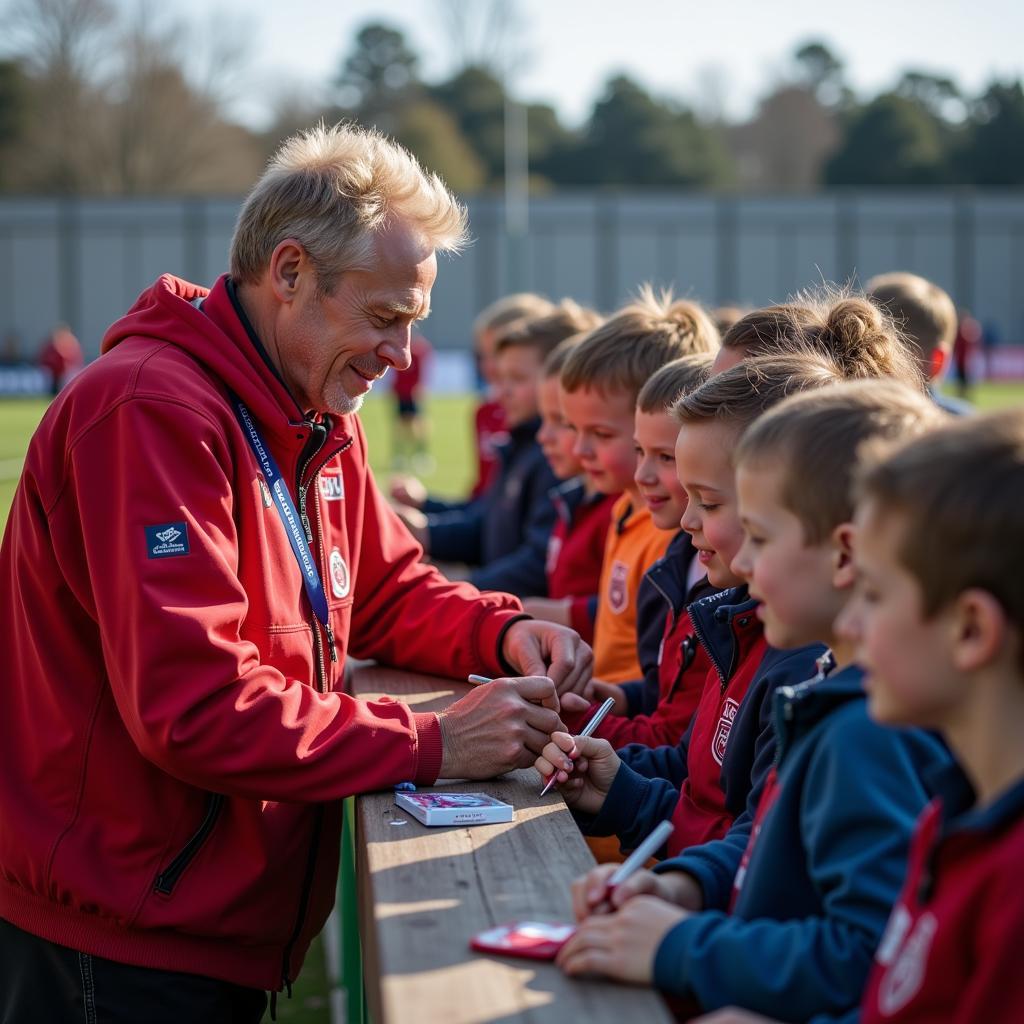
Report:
555,380,950,1023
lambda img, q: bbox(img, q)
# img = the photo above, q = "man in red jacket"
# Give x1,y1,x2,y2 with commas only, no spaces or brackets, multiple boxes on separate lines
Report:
0,123,591,1023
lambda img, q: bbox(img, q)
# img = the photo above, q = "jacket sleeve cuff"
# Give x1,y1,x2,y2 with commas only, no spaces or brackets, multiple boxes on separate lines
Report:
495,613,533,675
619,679,646,717
412,712,444,785
653,848,728,911
574,762,648,838
653,917,702,997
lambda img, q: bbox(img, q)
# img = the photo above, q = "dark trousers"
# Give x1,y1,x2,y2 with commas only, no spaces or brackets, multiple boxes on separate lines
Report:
0,917,267,1024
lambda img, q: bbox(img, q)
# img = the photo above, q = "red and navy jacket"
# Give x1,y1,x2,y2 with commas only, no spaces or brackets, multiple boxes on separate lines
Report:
575,586,824,858
427,416,558,597
588,532,716,750
545,477,617,643
0,274,523,993
860,762,1024,1024
651,663,948,1021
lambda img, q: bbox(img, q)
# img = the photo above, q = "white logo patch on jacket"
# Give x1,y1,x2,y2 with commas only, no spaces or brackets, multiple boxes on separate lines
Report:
319,475,345,502
711,697,741,766
329,548,350,599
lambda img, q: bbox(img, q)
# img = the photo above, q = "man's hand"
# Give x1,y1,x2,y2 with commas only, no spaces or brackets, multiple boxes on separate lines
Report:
555,895,689,984
438,676,564,779
389,474,427,509
533,733,619,814
501,619,592,697
570,865,704,921
520,596,572,627
393,504,429,549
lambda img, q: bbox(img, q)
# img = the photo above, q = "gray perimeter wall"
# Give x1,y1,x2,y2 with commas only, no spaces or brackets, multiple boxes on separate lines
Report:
1,191,1023,360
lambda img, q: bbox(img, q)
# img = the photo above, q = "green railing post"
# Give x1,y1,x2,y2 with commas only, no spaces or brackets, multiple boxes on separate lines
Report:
338,796,366,1024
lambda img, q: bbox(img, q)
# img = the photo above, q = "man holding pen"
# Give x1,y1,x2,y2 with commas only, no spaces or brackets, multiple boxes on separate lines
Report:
0,123,591,1022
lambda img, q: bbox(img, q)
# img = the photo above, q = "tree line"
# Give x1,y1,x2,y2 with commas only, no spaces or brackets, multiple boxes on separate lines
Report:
1,1,1022,195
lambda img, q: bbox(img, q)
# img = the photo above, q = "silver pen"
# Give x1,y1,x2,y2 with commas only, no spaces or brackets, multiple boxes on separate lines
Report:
539,696,617,796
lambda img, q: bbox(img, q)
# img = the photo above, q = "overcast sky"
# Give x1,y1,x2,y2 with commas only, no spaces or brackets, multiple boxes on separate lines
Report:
122,0,1023,129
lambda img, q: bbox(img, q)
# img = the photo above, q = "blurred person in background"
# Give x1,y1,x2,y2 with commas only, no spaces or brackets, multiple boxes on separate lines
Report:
390,329,434,473
952,309,982,399
37,322,83,394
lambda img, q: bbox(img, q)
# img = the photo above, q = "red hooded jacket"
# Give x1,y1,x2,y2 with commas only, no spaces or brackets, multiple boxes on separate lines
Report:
0,274,522,992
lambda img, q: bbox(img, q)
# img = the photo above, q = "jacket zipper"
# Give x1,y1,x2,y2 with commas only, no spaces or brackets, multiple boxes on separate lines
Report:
278,431,352,999
689,603,729,689
297,435,351,666
153,793,225,895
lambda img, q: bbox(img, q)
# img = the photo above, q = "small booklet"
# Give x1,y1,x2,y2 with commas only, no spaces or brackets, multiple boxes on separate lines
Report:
394,791,514,827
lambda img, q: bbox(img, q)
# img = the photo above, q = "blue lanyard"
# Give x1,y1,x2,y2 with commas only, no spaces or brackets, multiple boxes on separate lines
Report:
231,396,332,632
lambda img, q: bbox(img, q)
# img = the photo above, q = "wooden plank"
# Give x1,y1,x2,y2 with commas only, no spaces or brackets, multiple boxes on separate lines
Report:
351,665,674,1024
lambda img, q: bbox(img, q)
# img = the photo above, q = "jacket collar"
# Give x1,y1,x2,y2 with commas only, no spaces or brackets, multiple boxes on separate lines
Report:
644,531,719,613
687,585,759,684
926,759,1024,840
100,274,356,460
771,660,863,762
549,477,586,524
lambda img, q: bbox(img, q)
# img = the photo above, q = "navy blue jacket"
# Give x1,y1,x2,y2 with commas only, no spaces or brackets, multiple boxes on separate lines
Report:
652,664,949,1022
574,587,823,856
426,417,557,596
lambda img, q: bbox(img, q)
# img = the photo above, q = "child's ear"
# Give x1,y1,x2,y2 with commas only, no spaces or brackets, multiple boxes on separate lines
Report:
951,589,1009,672
830,522,856,591
929,347,948,381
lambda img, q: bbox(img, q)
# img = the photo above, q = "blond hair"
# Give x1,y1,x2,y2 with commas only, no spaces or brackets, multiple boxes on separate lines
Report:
561,286,719,399
736,379,944,544
230,122,468,294
866,272,958,367
857,410,1024,641
495,300,603,360
720,288,924,389
544,333,587,378
473,293,555,344
674,352,846,434
637,354,713,414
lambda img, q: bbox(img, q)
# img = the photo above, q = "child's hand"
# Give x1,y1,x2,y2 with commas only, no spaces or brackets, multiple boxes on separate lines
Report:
570,865,696,921
534,733,620,813
555,895,689,984
389,474,426,508
583,678,628,715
